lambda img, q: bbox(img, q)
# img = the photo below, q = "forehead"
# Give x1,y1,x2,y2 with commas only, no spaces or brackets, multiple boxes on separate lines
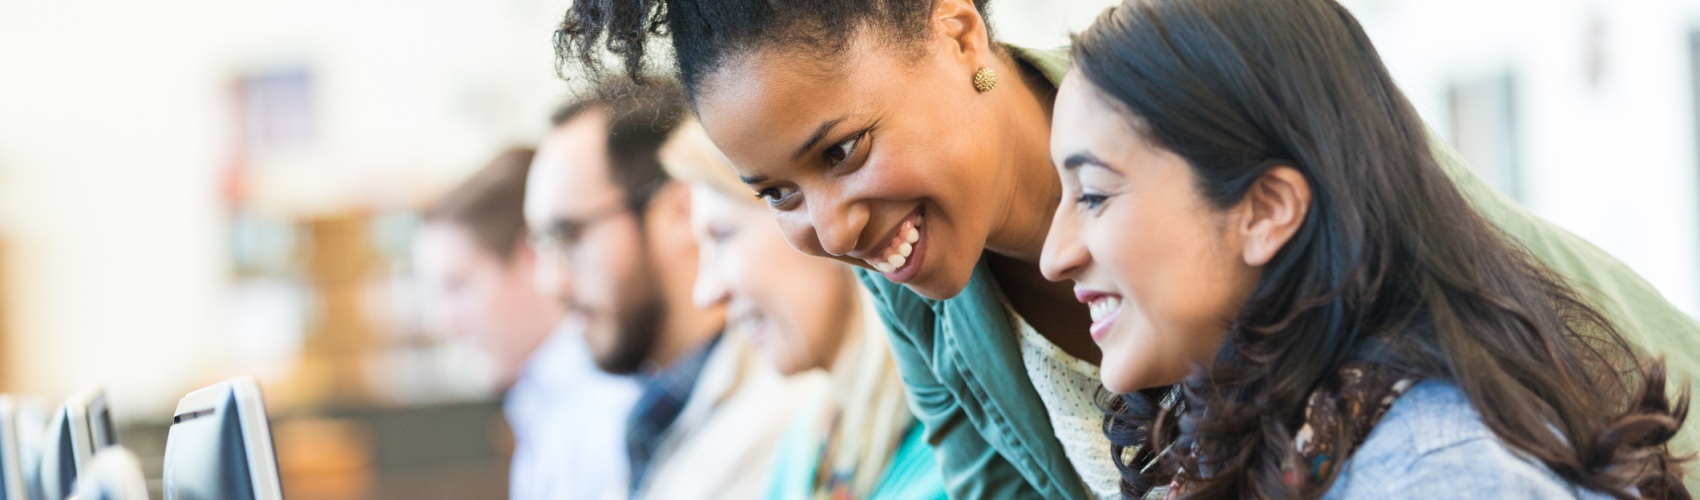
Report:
1051,71,1140,161
524,109,618,218
692,44,895,174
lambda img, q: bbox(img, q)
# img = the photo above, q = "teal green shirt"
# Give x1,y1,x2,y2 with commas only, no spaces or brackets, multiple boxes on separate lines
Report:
762,419,946,500
860,46,1700,499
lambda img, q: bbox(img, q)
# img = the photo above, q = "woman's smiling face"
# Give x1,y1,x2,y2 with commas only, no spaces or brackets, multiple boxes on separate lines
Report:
694,27,1026,300
1041,71,1262,393
688,184,858,375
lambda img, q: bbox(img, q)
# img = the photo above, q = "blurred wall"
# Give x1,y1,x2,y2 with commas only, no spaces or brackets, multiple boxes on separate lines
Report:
1345,0,1700,316
0,0,577,417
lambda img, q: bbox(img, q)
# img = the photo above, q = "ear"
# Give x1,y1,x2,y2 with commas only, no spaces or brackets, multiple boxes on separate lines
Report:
1234,165,1310,267
933,0,993,68
645,180,698,250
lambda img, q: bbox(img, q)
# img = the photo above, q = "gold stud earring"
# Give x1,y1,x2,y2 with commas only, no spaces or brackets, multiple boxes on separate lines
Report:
972,67,997,93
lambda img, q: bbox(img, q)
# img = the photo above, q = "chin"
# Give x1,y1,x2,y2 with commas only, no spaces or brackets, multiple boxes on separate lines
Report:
902,265,974,300
1099,354,1166,394
764,348,803,376
1100,372,1141,395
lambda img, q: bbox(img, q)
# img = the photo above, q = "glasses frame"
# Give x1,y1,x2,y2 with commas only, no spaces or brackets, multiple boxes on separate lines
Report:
527,178,667,263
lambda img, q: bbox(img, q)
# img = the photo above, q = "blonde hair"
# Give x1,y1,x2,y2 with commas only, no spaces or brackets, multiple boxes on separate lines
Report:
659,118,755,204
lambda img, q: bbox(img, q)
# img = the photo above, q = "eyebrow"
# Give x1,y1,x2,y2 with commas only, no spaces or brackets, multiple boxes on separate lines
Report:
789,115,848,162
1062,152,1114,171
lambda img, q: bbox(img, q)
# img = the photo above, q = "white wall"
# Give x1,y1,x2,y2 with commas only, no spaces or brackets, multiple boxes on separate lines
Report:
0,0,575,417
1344,0,1700,317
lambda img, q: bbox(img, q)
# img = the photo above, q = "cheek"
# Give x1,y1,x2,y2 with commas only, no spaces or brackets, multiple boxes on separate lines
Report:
1094,199,1247,388
753,234,842,342
721,238,764,300
581,231,640,308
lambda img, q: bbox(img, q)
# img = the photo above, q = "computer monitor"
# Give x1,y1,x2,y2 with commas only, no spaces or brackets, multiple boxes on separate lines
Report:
66,447,149,500
161,377,282,500
38,388,118,500
1,396,25,500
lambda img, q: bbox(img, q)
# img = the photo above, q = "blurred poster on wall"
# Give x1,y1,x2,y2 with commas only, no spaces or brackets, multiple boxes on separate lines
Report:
236,66,316,157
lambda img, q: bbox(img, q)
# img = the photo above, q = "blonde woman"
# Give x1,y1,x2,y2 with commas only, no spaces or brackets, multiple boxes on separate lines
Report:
660,120,945,499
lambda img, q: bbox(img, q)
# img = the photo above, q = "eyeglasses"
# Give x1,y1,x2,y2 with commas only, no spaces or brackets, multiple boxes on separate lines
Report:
527,179,668,264
528,201,631,263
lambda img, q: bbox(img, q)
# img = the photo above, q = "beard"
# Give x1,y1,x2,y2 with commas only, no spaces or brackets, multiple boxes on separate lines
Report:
596,295,665,374
592,258,668,375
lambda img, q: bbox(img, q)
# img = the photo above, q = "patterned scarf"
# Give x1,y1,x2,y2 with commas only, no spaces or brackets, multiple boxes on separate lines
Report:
1162,362,1419,498
1290,362,1419,490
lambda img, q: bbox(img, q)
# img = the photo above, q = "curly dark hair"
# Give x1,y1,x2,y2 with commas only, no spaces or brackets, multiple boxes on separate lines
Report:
553,0,991,100
1075,0,1690,498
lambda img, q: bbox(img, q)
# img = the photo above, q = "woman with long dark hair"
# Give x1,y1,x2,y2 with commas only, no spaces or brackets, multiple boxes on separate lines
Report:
1043,0,1690,497
554,0,1700,497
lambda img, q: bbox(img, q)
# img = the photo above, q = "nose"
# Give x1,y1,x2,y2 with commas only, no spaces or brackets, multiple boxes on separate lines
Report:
1040,203,1090,283
807,193,868,257
692,251,731,308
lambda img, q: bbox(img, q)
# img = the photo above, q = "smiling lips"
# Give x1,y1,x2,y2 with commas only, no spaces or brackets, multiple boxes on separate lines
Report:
1079,291,1123,341
868,213,923,274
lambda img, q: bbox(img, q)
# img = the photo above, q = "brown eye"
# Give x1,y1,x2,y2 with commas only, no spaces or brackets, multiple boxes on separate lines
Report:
756,186,798,207
824,132,865,167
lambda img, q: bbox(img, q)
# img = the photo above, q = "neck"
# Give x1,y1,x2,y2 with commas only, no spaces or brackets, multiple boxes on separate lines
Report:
649,302,725,371
974,51,1099,364
984,48,1062,263
649,250,726,369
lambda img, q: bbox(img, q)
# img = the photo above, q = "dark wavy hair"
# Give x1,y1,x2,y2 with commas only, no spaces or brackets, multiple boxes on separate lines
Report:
553,0,990,100
1074,0,1690,498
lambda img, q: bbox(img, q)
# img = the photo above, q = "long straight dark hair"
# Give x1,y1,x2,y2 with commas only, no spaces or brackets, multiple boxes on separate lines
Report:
1074,0,1689,497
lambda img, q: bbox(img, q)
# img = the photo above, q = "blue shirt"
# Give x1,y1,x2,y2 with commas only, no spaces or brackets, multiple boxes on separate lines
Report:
505,326,642,500
1326,381,1611,499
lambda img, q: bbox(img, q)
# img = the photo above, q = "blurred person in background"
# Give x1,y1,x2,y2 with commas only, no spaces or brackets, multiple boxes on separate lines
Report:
660,119,946,500
524,81,819,500
414,148,641,500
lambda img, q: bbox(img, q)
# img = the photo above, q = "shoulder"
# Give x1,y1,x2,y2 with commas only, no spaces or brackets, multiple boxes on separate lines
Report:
1325,381,1610,499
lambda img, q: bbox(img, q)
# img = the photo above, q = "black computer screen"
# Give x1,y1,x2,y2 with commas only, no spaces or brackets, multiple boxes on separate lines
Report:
90,399,117,451
48,412,76,500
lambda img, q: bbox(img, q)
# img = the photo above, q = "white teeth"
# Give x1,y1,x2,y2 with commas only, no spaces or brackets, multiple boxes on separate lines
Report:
1089,296,1123,322
870,216,926,275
